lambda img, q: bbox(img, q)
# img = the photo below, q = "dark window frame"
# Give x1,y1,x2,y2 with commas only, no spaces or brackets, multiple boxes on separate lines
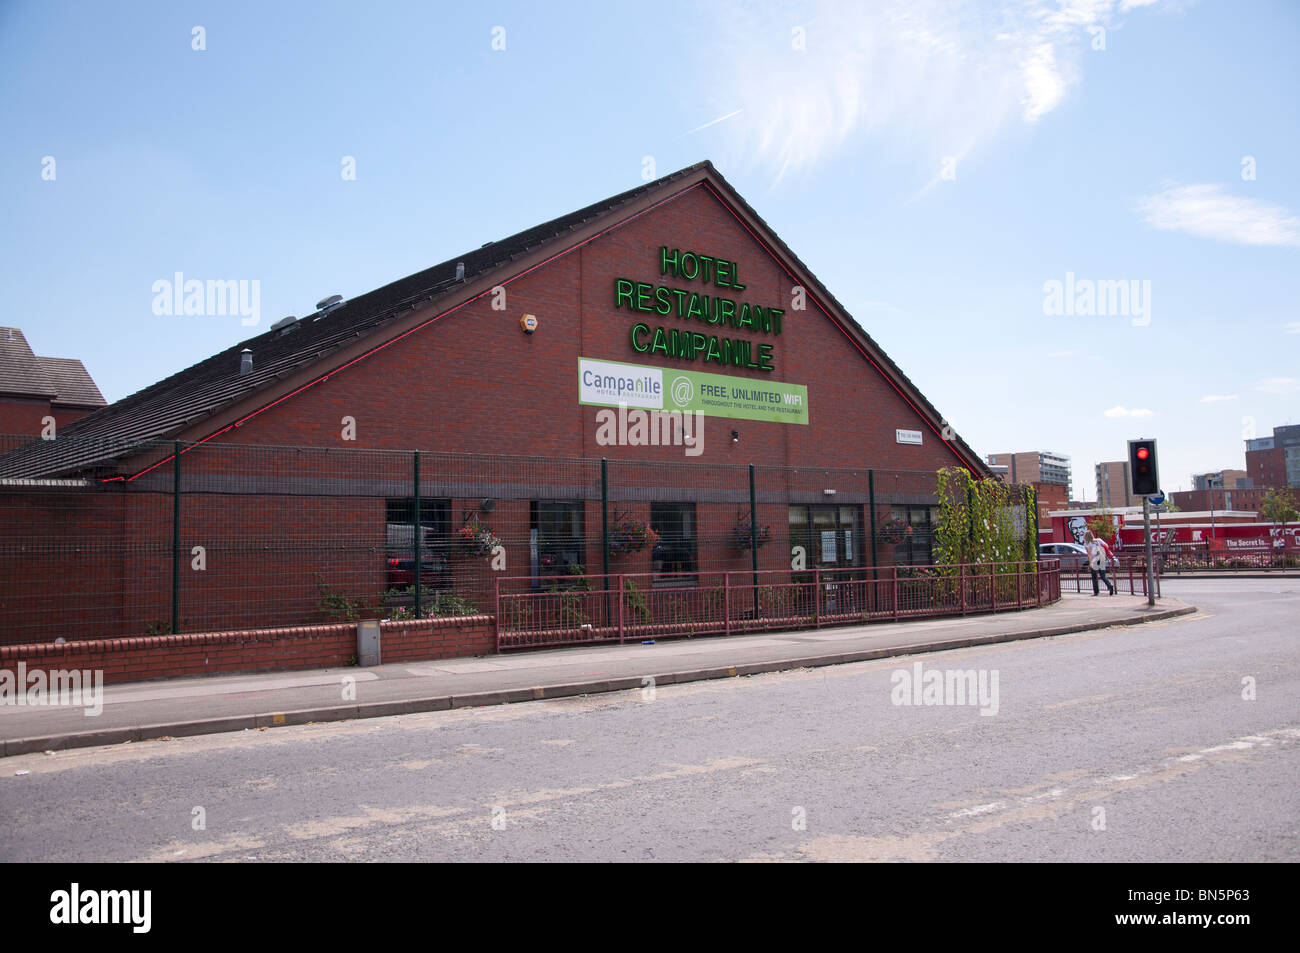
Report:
530,499,586,581
650,502,698,583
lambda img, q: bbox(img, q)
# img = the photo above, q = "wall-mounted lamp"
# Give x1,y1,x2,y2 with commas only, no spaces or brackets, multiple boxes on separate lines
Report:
731,430,740,444
823,489,836,496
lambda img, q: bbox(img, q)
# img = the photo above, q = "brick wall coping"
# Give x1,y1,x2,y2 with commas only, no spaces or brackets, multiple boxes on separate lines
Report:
0,615,495,661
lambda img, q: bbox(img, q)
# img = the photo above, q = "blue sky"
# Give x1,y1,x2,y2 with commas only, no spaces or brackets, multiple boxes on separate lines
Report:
1,0,1296,495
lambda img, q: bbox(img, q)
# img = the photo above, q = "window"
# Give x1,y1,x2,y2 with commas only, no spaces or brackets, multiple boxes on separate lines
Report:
530,500,585,579
890,504,935,565
650,502,697,581
384,498,451,586
789,505,862,568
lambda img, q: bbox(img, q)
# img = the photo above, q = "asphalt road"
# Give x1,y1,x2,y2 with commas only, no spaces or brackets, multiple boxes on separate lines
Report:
1,577,1295,862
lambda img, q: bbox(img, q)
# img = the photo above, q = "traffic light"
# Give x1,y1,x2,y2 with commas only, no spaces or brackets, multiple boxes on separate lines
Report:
1128,438,1159,497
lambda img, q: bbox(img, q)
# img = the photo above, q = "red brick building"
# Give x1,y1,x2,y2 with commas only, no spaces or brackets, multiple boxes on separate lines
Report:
0,327,105,435
1,162,996,645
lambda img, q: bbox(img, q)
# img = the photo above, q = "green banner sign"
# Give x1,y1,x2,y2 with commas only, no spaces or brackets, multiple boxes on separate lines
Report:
579,358,808,425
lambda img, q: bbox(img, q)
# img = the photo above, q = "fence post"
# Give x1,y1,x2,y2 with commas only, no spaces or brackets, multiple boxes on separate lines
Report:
891,567,899,620
724,572,731,636
749,463,759,619
601,458,609,579
171,440,181,635
617,573,624,644
413,450,421,619
601,458,610,629
960,563,967,615
813,567,821,627
868,469,878,580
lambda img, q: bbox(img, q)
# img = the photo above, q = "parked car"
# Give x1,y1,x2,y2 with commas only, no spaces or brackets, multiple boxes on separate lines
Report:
1038,541,1089,572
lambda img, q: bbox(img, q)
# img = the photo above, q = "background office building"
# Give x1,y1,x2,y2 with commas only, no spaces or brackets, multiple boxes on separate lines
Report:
1095,460,1131,507
987,451,1073,499
1246,425,1300,490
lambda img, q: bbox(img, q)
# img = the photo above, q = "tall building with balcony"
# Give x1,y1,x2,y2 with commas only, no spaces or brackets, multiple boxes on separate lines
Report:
986,450,1073,499
1095,460,1131,507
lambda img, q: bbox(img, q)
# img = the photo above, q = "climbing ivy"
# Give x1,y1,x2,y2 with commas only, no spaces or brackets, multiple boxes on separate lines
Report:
934,467,1033,575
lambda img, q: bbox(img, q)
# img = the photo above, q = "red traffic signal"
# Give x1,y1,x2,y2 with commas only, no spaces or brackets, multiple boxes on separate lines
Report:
1128,439,1159,497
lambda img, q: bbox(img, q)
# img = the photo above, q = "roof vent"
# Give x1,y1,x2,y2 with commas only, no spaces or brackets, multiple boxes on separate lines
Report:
315,294,344,315
240,348,253,376
455,262,465,281
270,315,297,331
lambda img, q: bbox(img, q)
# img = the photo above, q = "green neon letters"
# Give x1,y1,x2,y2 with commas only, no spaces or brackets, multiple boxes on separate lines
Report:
628,322,774,371
615,247,784,372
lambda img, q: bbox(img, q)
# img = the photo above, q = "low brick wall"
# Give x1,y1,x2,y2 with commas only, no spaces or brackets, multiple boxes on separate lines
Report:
0,616,496,685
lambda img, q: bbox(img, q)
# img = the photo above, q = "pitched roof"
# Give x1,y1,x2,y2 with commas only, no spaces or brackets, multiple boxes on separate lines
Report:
0,328,106,408
0,328,57,399
35,357,106,407
0,161,989,479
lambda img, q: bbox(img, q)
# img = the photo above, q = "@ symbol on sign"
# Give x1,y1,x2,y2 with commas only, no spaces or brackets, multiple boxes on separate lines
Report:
671,376,694,407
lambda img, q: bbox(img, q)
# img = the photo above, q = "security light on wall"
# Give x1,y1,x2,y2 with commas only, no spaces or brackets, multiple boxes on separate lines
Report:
731,430,739,444
480,498,496,513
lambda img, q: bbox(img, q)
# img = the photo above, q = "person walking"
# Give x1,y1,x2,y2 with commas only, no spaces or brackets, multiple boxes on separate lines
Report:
1084,530,1116,596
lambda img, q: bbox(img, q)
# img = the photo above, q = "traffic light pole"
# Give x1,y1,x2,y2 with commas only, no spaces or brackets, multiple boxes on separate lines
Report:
1143,496,1155,607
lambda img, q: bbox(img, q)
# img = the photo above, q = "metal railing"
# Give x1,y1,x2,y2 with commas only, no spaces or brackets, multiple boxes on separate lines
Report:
495,561,1058,650
1055,556,1159,597
1150,540,1299,573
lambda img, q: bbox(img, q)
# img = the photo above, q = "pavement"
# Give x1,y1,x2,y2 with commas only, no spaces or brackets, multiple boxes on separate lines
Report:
0,592,1195,758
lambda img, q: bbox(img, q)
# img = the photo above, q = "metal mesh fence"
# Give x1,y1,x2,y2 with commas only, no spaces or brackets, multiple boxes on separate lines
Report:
0,434,1039,646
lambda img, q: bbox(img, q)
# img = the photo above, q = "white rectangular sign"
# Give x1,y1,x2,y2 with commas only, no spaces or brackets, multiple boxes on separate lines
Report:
578,359,664,410
896,429,923,445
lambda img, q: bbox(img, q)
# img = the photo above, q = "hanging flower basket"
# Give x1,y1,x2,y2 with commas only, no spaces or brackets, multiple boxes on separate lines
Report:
608,516,659,555
876,518,913,546
456,522,501,557
734,522,772,550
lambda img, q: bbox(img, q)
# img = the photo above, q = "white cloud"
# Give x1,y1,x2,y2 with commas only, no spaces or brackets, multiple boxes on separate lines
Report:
1198,394,1238,403
1285,321,1300,334
704,1,1162,183
1137,184,1300,247
1252,377,1300,396
1020,42,1068,121
1104,405,1155,417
